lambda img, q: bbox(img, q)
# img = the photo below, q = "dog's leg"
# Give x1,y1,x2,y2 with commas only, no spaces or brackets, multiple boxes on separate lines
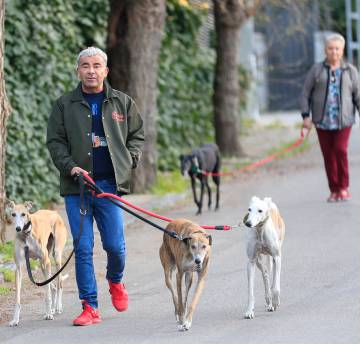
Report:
176,271,186,329
184,271,194,313
181,268,207,331
272,255,281,310
9,265,22,326
160,244,179,322
212,175,220,211
166,267,180,323
204,177,212,210
256,255,273,312
41,255,54,320
191,176,200,212
54,250,63,314
196,177,205,215
245,260,256,319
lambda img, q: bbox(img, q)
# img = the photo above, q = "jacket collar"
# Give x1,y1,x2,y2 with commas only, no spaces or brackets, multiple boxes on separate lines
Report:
70,79,115,102
323,59,350,70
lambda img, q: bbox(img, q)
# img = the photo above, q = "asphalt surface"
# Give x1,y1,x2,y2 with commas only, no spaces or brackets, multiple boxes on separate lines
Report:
1,125,359,343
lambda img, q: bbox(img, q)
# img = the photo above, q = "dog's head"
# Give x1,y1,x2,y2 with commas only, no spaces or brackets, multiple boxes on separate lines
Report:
182,232,212,271
243,196,272,228
179,153,199,177
5,200,34,234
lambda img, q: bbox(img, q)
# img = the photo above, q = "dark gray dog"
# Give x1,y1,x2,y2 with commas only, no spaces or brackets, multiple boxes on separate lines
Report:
180,143,221,215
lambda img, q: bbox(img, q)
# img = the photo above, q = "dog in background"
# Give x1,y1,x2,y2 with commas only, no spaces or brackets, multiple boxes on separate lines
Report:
180,143,221,215
6,200,68,326
159,219,212,331
242,196,285,319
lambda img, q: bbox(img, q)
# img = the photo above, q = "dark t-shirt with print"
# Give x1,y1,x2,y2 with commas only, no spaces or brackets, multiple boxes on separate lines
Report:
83,91,115,180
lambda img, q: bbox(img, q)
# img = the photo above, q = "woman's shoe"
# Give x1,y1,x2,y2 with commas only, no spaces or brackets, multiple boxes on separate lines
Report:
327,192,338,203
338,189,351,201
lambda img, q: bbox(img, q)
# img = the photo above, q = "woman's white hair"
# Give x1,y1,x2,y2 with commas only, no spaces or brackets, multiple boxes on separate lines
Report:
325,33,346,48
76,47,108,67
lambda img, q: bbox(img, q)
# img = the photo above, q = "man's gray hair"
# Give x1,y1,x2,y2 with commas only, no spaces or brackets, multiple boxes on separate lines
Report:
325,33,346,48
76,47,108,67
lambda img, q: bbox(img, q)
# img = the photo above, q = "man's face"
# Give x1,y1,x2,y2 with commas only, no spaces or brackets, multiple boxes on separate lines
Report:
77,54,109,93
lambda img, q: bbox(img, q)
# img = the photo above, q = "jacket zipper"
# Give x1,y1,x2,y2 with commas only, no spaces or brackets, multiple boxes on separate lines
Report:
320,66,330,125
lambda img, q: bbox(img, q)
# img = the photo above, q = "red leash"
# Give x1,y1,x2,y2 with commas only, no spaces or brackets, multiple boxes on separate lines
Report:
202,130,306,177
82,130,307,232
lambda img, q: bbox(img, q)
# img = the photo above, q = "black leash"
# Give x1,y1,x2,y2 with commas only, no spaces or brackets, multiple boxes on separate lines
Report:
24,174,87,286
80,175,180,240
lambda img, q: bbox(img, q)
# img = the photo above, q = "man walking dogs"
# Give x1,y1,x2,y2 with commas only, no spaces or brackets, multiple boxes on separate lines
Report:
47,47,144,326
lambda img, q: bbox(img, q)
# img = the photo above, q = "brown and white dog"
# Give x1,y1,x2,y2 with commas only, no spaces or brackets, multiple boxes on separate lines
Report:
5,200,68,326
242,196,285,319
159,219,212,331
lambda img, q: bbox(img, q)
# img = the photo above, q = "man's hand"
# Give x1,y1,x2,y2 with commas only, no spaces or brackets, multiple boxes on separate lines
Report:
71,167,88,177
302,117,312,131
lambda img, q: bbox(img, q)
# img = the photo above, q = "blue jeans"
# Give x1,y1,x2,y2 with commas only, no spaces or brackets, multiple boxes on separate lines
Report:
65,178,125,309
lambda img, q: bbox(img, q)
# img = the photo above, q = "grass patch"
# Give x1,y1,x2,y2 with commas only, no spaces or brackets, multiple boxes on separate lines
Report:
0,269,15,283
240,117,257,136
150,171,188,196
0,285,12,295
264,119,286,129
0,242,14,262
30,259,40,270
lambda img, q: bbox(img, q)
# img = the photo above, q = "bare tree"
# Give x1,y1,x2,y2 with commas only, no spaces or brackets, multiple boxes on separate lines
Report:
213,0,261,156
0,0,11,243
107,0,166,192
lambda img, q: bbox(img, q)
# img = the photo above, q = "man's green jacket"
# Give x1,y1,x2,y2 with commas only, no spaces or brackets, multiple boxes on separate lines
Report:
47,81,145,196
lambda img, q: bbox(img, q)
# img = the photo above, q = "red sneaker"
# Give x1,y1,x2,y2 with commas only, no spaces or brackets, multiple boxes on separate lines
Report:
108,281,128,312
73,301,101,326
338,189,351,201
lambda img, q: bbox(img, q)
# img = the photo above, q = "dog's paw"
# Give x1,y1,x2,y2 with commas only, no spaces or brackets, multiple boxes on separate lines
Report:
44,313,54,320
182,319,192,331
267,305,274,312
244,311,254,319
178,321,191,331
9,319,19,327
55,307,63,314
272,290,280,310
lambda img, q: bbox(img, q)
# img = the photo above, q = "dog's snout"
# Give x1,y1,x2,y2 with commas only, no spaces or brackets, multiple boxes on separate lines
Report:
16,226,21,232
245,221,252,228
195,258,201,265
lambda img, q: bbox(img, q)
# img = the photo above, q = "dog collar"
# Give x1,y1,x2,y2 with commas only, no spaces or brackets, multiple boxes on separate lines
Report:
22,220,32,233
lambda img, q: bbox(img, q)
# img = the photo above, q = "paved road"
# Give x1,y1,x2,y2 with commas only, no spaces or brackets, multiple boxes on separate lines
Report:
1,127,359,343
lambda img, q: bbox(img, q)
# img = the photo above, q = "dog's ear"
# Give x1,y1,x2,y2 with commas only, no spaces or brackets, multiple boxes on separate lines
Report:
24,201,33,210
242,213,249,226
205,234,212,246
182,237,190,246
250,196,259,203
264,197,273,209
5,199,15,211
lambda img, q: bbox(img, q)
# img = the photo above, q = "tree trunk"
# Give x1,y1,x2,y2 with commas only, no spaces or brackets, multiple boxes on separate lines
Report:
0,0,11,243
213,0,260,156
107,0,166,193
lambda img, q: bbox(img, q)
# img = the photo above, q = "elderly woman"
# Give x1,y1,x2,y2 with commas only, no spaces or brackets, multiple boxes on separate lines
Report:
300,33,360,202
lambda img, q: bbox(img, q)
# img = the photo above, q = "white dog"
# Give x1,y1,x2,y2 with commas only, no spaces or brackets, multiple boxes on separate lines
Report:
242,196,285,319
